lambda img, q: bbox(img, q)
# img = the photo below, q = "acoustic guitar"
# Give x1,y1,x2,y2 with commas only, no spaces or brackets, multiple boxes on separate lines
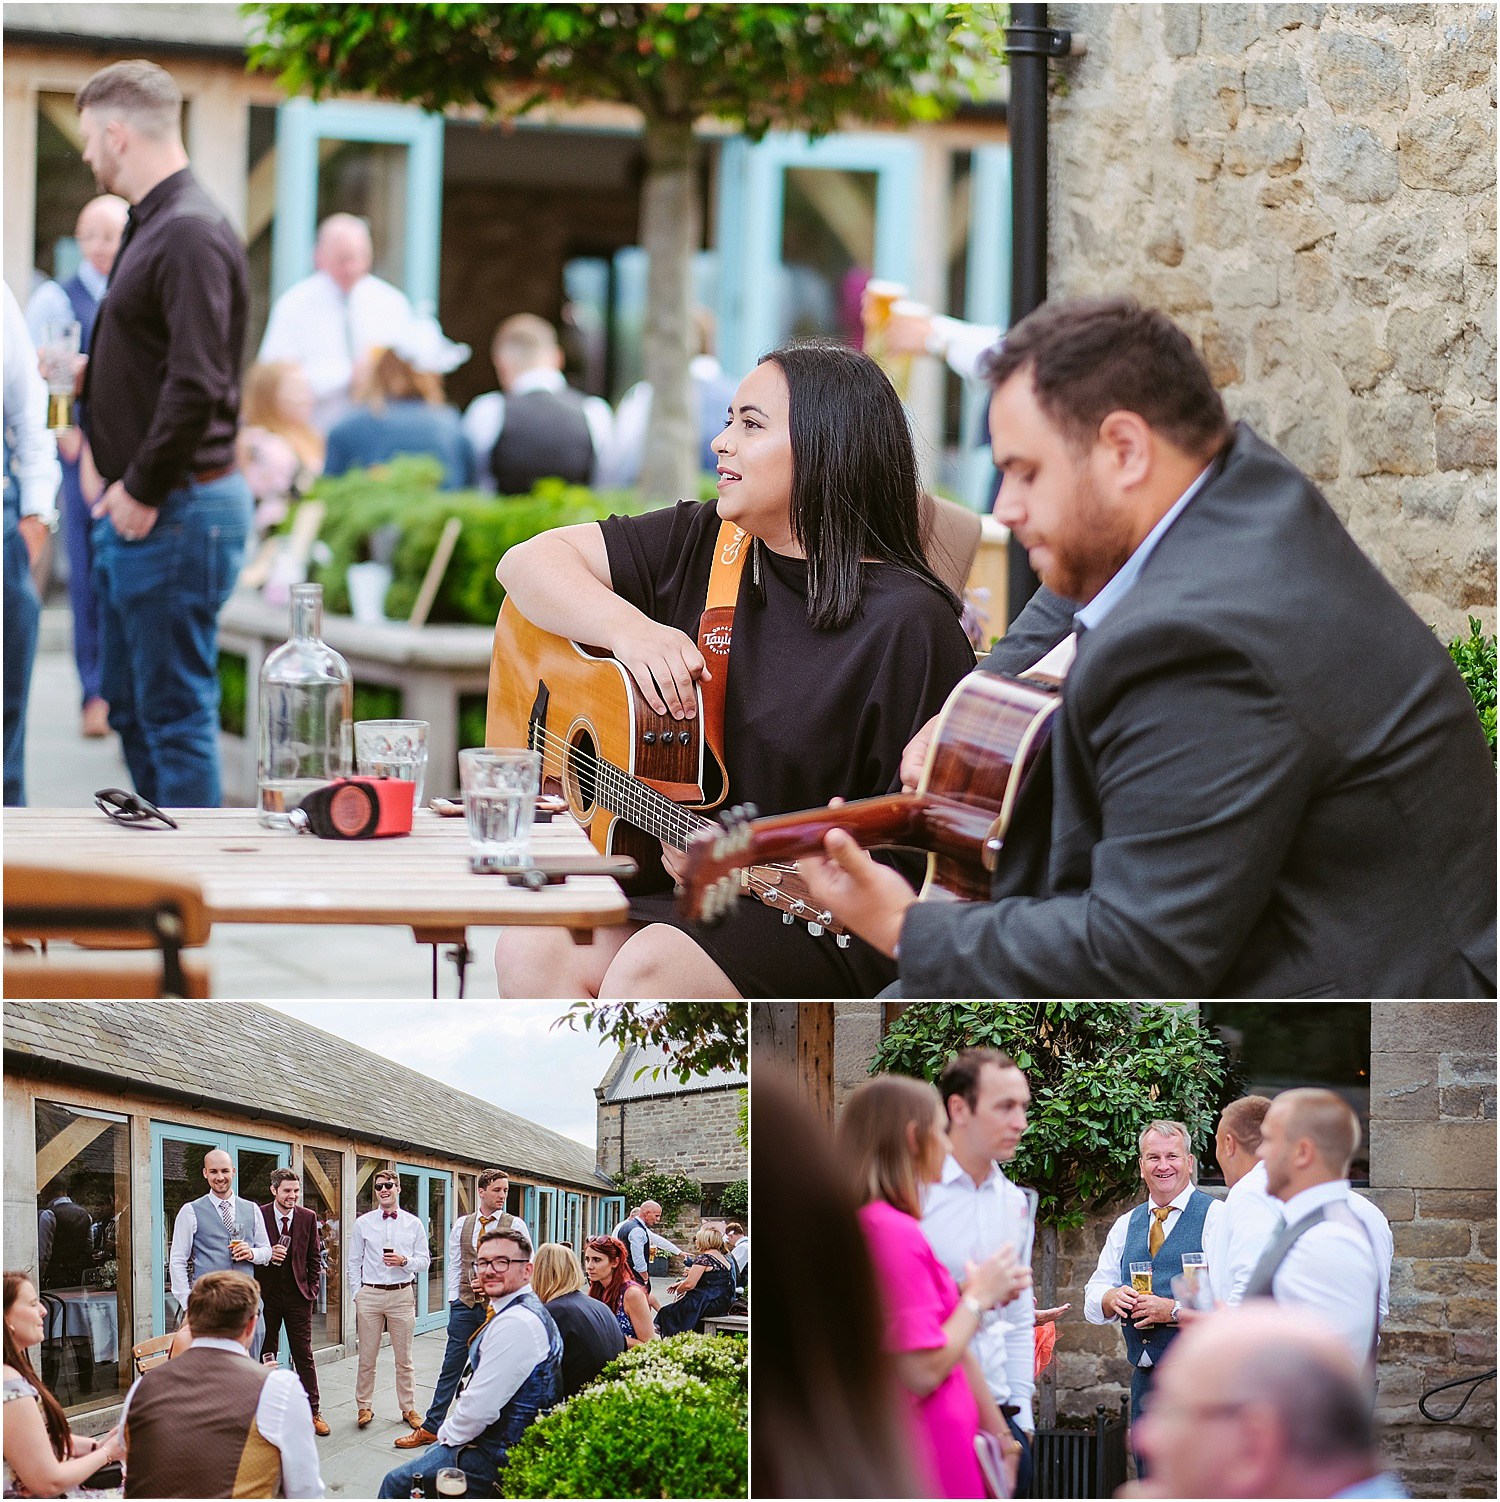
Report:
485,597,852,934
678,670,1061,927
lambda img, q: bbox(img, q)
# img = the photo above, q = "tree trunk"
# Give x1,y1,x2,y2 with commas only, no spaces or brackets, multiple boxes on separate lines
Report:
1038,1220,1058,1428
637,116,699,503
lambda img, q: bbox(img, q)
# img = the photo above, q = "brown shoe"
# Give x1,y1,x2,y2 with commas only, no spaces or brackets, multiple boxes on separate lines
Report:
395,1426,437,1449
81,698,110,738
357,1408,374,1428
312,1413,331,1437
403,1410,425,1430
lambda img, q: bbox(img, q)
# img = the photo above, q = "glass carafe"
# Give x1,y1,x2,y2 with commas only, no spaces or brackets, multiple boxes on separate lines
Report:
257,583,352,827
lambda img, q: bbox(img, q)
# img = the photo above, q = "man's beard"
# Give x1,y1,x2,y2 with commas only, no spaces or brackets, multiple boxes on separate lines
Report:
1041,462,1136,605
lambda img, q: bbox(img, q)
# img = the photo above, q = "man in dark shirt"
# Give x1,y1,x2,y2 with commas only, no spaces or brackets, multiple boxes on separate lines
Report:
75,60,251,807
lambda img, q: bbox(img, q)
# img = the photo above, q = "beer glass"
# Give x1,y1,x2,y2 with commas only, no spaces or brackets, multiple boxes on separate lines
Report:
38,320,81,430
1128,1261,1154,1295
436,1468,468,1496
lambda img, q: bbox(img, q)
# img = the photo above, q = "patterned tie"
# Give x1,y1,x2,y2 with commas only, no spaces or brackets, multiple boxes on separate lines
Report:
218,1198,236,1233
479,1214,494,1238
1148,1205,1171,1257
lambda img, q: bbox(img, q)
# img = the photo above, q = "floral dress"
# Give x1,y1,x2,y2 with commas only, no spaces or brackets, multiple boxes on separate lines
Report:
655,1252,735,1337
3,1373,121,1499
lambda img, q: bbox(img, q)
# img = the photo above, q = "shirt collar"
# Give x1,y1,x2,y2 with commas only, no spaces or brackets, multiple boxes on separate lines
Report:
209,1189,235,1202
1146,1182,1198,1215
509,366,566,397
1073,461,1214,633
128,166,193,227
76,262,109,299
1278,1179,1352,1221
488,1287,530,1314
189,1336,252,1358
940,1152,1004,1191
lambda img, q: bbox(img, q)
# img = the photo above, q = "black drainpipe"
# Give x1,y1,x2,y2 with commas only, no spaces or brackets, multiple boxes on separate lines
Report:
1002,5,1075,623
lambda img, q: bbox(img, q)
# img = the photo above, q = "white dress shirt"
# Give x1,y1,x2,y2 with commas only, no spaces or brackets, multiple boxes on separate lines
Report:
3,284,61,520
1206,1160,1284,1306
461,367,615,491
25,261,109,347
928,315,1003,382
1085,1184,1224,1365
445,1211,531,1303
348,1207,431,1294
436,1288,551,1447
258,270,417,432
1264,1180,1385,1367
729,1236,749,1277
922,1154,1038,1428
169,1194,272,1311
120,1337,324,1499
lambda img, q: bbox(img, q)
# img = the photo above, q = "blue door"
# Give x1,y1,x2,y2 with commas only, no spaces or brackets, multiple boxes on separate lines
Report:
597,1194,625,1235
397,1165,453,1334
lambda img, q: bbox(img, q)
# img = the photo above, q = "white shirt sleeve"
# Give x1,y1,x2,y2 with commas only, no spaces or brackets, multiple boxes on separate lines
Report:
402,1214,431,1275
24,281,72,348
169,1203,197,1312
3,284,61,517
258,279,351,403
582,395,616,487
257,1369,326,1499
930,314,1003,382
246,1200,273,1266
436,1303,550,1447
1084,1210,1133,1324
1221,1190,1283,1306
347,1213,366,1297
647,1229,682,1256
461,392,504,493
596,380,649,489
446,1216,464,1305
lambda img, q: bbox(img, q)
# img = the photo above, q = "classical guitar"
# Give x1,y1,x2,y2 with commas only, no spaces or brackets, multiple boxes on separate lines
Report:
678,670,1061,926
485,597,850,934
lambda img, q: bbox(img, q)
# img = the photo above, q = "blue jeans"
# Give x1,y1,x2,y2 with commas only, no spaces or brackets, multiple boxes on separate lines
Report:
3,493,41,806
60,457,102,704
92,473,249,806
1130,1362,1156,1480
378,1442,498,1499
423,1300,488,1432
1005,1412,1034,1499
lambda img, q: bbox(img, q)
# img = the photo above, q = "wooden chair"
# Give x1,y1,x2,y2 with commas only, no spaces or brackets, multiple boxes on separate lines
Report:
3,863,212,999
919,491,985,599
131,1332,175,1377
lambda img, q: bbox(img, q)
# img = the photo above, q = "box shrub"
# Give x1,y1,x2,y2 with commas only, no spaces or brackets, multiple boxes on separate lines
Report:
1445,615,1497,765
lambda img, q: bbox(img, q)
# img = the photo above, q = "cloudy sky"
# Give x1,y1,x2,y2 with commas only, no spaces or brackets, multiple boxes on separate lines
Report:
263,1001,620,1147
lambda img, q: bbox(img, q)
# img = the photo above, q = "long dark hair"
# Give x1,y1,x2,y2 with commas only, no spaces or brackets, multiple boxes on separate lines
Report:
585,1235,631,1313
758,342,960,630
4,1272,71,1461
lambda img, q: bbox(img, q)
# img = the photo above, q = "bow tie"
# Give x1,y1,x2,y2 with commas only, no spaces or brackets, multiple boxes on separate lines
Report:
383,1210,399,1220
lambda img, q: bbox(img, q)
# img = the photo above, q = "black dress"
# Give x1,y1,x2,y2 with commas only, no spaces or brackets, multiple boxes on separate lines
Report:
599,500,976,997
655,1252,736,1336
544,1289,625,1396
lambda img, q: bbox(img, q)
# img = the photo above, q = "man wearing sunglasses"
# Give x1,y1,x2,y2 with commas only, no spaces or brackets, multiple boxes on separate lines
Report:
348,1172,430,1432
377,1228,563,1499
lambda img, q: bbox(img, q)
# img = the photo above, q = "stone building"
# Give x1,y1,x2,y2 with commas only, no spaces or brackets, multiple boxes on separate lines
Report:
595,1042,747,1244
1045,3,1495,640
758,1001,1497,1500
3,1001,616,1432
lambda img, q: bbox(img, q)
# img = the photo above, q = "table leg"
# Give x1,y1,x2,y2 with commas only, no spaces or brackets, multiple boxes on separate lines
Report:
446,941,471,998
412,926,471,999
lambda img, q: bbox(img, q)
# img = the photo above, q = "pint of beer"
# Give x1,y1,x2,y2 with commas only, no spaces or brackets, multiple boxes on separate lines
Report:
435,1467,468,1496
1129,1261,1153,1295
861,280,914,400
39,321,81,431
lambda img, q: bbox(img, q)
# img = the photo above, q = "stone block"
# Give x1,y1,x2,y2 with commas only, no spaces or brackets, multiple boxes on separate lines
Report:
1259,175,1312,208
1423,8,1499,94
1214,263,1280,309
1171,63,1245,143
1444,1297,1498,1329
1201,319,1245,387
1410,1260,1499,1296
1399,113,1498,195
1201,5,1259,55
1372,1364,1425,1402
1456,1329,1498,1361
1263,4,1326,30
1387,307,1461,397
1371,1049,1441,1119
1275,401,1343,482
1055,1350,1102,1388
1395,1220,1475,1259
1400,476,1470,527
1479,1223,1497,1259
1441,1084,1497,1119
1371,1002,1496,1054
1261,204,1336,252
1313,121,1400,202
1379,1328,1454,1361
1386,1288,1449,1328
1293,249,1337,311
1316,32,1410,114
1409,1429,1477,1460
1329,315,1394,393
1225,121,1305,176
1418,1188,1498,1221
1359,1186,1415,1222
1349,394,1436,477
1467,198,1498,269
1246,52,1308,110
1133,268,1214,314
1161,4,1200,56
1457,309,1497,405
1436,405,1498,472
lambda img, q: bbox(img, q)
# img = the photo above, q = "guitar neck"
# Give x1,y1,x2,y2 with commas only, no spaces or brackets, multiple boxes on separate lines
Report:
702,794,931,866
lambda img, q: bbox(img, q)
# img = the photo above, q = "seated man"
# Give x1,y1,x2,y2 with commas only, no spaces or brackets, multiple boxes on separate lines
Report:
121,1270,323,1499
378,1228,563,1499
802,296,1497,998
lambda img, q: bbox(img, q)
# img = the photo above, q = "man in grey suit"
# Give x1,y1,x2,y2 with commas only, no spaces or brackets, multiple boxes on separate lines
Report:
803,297,1496,998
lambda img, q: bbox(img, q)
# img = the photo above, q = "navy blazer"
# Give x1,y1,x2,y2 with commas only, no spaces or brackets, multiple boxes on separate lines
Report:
901,423,1497,998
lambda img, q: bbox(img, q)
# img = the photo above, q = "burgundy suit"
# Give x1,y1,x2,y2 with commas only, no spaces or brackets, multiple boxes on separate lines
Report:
256,1201,322,1413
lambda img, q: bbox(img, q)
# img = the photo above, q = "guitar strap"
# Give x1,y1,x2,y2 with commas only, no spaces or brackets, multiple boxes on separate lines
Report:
696,520,749,786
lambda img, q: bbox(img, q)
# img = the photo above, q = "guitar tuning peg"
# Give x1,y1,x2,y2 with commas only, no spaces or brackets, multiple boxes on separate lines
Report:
807,922,824,937
836,933,850,948
782,911,794,925
742,802,758,822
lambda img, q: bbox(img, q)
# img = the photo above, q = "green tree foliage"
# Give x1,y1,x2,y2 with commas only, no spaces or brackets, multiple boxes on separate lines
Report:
872,1002,1229,1233
720,1176,748,1221
557,1001,746,1080
1445,615,1497,764
244,4,988,500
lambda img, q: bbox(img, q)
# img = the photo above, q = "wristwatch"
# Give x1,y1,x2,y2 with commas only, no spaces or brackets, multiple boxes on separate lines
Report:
1170,1300,1182,1323
961,1293,984,1319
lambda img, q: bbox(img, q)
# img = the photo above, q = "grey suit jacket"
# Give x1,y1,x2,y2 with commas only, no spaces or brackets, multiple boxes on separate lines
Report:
900,424,1497,998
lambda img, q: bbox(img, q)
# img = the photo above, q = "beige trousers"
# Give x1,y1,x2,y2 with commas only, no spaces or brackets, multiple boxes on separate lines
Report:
354,1281,418,1411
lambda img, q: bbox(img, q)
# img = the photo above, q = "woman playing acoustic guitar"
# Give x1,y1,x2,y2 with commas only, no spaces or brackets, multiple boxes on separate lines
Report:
492,341,976,998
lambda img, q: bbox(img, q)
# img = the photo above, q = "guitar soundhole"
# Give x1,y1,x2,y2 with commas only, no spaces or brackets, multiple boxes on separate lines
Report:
565,726,598,816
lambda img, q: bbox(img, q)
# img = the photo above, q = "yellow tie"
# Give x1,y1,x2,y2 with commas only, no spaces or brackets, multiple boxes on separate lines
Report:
1149,1206,1171,1257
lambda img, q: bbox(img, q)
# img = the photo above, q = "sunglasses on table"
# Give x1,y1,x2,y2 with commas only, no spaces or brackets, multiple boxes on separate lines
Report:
95,787,178,829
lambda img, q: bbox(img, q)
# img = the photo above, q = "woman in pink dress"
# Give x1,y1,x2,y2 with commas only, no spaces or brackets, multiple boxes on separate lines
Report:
840,1074,1028,1499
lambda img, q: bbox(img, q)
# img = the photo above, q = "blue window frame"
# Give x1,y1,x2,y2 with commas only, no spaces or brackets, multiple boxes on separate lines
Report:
396,1164,453,1335
597,1194,625,1234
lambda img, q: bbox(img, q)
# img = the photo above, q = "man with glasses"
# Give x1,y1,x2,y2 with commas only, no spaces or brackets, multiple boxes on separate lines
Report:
396,1169,529,1451
348,1170,430,1431
377,1228,563,1499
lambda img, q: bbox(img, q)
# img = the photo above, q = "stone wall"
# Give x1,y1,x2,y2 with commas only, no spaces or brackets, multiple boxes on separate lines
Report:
1048,3,1496,638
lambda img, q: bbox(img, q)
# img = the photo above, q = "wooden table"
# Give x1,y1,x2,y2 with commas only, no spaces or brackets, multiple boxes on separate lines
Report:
3,808,630,996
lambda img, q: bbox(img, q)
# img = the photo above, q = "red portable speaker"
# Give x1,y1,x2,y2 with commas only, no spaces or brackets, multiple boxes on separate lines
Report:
297,777,415,838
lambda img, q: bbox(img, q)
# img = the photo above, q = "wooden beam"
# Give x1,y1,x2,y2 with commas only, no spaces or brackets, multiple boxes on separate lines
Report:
797,1002,836,1132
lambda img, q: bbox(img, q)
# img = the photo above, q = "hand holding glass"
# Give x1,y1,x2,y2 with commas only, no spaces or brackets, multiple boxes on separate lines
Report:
1171,1253,1216,1313
38,321,81,430
459,748,540,871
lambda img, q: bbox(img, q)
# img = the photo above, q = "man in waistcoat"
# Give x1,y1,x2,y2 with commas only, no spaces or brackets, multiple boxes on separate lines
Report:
1243,1089,1391,1374
38,1177,96,1290
26,193,128,738
397,1168,530,1450
377,1227,563,1498
255,1168,329,1436
122,1270,324,1499
1085,1120,1222,1476
461,315,613,494
168,1148,271,1359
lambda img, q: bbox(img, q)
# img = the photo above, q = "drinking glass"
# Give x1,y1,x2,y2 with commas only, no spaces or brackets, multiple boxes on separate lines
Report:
355,719,430,808
436,1469,468,1496
1179,1251,1207,1298
459,748,541,871
38,320,81,430
1128,1261,1154,1295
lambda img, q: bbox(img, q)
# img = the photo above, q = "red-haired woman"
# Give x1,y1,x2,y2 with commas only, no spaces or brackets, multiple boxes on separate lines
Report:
583,1236,655,1348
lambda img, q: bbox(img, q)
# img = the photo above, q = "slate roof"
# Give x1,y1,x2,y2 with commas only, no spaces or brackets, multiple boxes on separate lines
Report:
598,1041,747,1104
4,1002,610,1191
3,4,252,53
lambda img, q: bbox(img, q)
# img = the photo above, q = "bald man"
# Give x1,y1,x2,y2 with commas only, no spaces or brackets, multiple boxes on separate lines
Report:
1244,1089,1392,1371
26,194,129,738
1131,1303,1408,1498
258,213,417,432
